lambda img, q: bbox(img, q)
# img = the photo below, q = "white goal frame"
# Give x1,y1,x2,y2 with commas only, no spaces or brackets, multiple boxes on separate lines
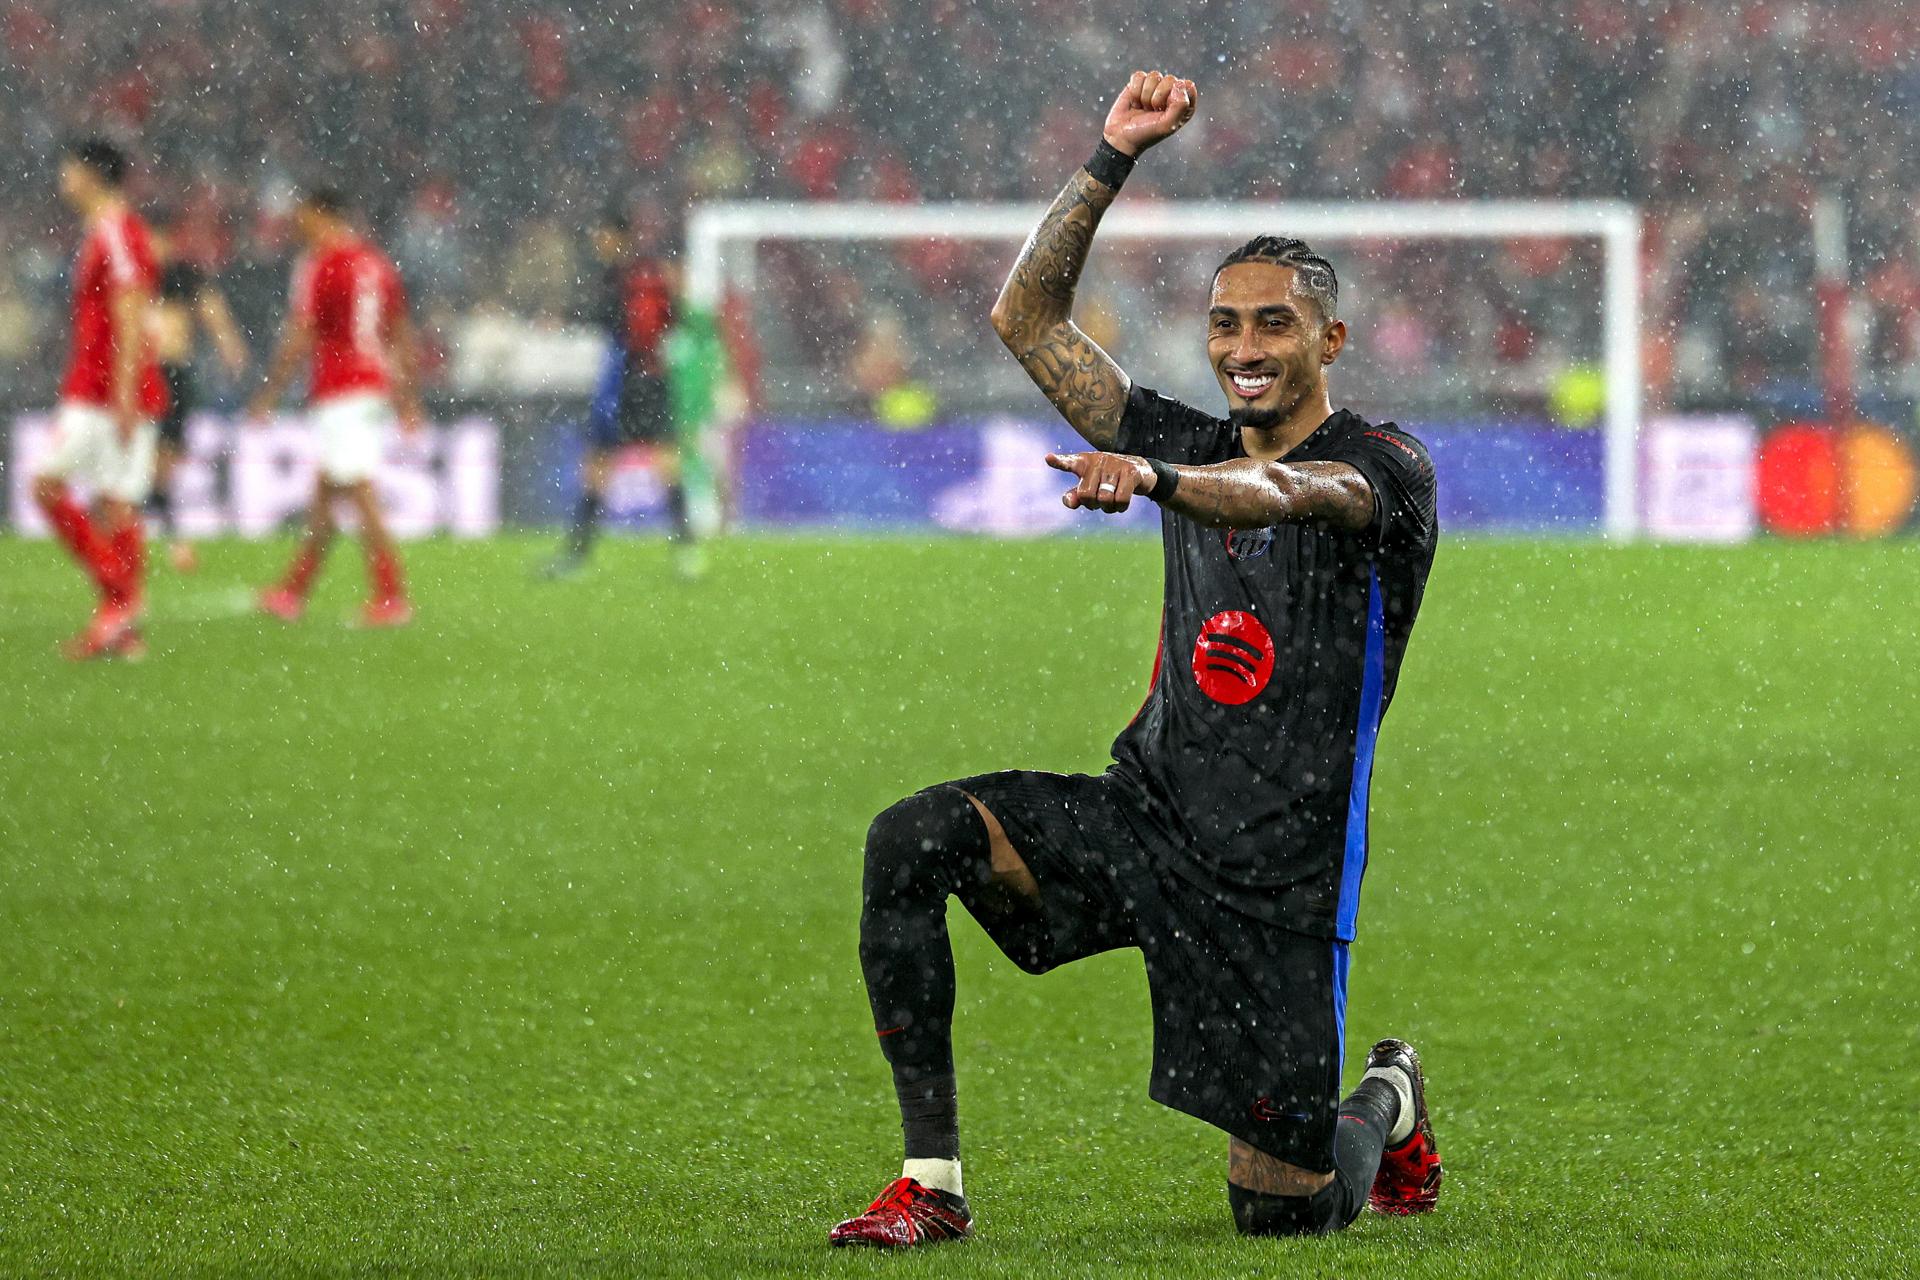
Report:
688,201,1643,538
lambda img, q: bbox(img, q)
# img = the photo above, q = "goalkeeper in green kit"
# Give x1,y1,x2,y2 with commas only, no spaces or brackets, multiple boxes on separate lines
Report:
661,301,735,577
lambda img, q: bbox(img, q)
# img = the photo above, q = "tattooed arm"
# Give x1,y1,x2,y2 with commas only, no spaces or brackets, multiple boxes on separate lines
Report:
989,70,1197,449
1044,451,1375,532
1154,459,1374,531
989,171,1129,447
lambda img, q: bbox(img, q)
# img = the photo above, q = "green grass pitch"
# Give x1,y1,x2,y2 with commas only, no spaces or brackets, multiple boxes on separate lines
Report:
3,533,1916,1277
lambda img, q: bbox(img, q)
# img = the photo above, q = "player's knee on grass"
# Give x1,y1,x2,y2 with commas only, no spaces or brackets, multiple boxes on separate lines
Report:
1227,1180,1357,1237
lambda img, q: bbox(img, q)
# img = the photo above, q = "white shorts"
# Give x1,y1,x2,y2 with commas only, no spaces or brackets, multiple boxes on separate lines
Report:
35,402,158,504
312,392,394,484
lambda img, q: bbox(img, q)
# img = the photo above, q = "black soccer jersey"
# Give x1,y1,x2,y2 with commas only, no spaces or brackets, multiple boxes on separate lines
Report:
1109,384,1438,940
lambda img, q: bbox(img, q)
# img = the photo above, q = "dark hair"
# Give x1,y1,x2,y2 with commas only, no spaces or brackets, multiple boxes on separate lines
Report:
65,137,129,188
298,185,350,216
1214,236,1339,321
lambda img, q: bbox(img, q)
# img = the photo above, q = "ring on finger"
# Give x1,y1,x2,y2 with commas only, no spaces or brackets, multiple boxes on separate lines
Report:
1098,482,1117,492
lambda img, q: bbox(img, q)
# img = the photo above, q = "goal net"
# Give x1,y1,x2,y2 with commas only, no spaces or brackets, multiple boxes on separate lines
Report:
687,200,1642,538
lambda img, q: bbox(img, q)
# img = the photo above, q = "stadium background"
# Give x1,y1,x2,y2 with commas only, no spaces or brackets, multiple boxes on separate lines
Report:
0,0,1916,536
6,3,1920,1276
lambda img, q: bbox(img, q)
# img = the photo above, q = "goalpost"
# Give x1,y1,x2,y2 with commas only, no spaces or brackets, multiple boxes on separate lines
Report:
687,201,1643,538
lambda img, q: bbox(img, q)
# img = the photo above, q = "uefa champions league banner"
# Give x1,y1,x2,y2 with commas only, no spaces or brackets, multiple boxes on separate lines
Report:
547,416,1166,536
36,412,1753,537
725,418,1614,534
8,415,501,538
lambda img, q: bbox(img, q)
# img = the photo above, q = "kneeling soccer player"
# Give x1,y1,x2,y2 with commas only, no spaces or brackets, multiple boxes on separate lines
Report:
832,70,1442,1248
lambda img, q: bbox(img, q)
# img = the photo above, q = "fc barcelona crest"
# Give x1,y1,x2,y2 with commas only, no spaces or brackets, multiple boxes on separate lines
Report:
1226,526,1275,560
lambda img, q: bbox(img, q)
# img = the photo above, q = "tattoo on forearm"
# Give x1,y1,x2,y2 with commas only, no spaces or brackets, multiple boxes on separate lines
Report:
1014,327,1128,449
1008,172,1106,313
1162,460,1375,531
993,169,1130,447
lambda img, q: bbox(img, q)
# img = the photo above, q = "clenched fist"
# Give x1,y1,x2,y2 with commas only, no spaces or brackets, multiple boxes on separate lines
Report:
1102,70,1198,158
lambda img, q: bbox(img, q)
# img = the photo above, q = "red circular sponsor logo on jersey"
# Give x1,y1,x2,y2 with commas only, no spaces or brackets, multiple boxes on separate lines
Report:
1191,610,1275,705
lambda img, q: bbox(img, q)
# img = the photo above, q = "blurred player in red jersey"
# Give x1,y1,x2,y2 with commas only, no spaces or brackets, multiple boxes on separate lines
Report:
30,138,169,660
250,186,424,628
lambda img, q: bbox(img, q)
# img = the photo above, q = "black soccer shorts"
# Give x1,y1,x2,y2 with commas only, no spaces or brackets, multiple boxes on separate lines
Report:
940,767,1349,1172
589,370,672,451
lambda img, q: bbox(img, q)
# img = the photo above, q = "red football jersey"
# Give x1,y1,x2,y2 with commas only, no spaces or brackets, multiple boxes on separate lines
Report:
62,206,168,415
291,237,408,402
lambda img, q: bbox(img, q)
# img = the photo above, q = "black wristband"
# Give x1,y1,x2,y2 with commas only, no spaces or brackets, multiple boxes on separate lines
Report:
1147,458,1180,501
1084,139,1137,191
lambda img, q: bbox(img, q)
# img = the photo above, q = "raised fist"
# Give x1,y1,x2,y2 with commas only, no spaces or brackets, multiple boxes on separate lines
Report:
1102,70,1198,158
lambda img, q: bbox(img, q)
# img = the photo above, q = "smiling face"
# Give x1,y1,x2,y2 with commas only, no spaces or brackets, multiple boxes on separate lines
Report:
1207,261,1346,430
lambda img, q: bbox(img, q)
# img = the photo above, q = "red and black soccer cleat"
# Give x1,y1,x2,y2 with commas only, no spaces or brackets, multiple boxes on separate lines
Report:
828,1177,973,1249
1366,1038,1443,1215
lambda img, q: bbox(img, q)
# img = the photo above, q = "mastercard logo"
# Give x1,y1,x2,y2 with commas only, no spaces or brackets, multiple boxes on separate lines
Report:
1757,421,1919,538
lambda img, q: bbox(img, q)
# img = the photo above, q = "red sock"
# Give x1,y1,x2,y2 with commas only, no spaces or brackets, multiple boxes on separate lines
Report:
108,522,144,605
39,490,120,601
369,545,405,603
283,542,326,598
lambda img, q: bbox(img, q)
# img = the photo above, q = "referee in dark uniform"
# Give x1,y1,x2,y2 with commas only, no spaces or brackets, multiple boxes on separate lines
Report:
147,216,248,572
829,71,1443,1249
541,209,694,579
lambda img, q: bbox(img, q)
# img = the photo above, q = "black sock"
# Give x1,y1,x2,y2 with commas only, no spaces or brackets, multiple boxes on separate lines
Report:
1228,1077,1397,1236
147,486,173,537
859,789,992,1162
898,1072,960,1166
1331,1076,1397,1208
567,492,602,557
665,482,691,543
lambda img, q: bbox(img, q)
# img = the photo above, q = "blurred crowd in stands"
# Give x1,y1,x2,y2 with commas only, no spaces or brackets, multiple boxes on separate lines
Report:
0,0,1915,420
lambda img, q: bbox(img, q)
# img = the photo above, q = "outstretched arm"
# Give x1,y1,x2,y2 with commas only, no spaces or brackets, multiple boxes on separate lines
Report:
1045,451,1375,532
989,70,1196,449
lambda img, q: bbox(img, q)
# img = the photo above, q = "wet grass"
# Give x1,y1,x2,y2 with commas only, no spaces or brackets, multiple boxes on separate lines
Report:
3,533,1916,1277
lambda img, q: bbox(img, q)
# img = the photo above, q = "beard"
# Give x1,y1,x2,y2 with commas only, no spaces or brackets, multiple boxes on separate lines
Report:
1229,405,1283,429
1221,355,1313,429
1226,371,1313,430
